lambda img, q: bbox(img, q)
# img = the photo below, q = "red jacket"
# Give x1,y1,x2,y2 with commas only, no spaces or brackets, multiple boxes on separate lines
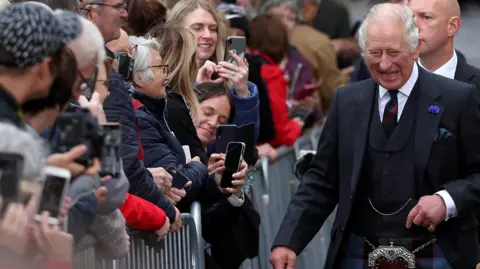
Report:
120,193,167,231
257,53,301,147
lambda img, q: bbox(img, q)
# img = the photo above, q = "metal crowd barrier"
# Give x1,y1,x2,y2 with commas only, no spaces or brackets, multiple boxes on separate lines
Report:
73,126,332,269
241,126,337,269
73,201,204,269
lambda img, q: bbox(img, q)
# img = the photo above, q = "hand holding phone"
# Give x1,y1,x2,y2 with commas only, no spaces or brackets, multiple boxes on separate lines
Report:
0,153,23,212
166,165,190,189
35,166,71,225
220,142,245,188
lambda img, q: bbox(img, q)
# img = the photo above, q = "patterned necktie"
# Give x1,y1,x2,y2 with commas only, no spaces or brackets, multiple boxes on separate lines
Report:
382,90,399,139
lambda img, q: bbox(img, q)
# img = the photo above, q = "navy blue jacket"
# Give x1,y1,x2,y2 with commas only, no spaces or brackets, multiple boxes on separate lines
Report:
133,92,209,199
103,71,176,222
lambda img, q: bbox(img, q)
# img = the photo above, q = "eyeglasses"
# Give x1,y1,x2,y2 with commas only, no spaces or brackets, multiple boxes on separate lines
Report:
96,79,112,88
88,2,127,13
150,64,168,77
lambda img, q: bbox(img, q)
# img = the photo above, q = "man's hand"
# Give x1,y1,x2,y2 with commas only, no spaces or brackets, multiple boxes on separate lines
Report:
165,181,192,205
406,195,447,231
148,167,173,193
47,145,100,177
270,246,297,269
169,207,182,232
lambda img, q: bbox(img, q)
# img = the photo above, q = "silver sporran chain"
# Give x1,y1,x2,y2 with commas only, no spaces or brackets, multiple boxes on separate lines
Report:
368,197,412,216
364,237,437,269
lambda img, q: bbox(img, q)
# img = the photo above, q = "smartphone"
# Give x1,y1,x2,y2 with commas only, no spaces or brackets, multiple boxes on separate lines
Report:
220,142,245,188
99,123,122,177
35,166,71,225
55,109,104,167
166,165,190,189
0,153,23,212
225,36,246,65
116,52,134,81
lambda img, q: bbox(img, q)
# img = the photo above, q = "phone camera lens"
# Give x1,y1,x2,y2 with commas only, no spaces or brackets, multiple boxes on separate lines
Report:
227,39,232,46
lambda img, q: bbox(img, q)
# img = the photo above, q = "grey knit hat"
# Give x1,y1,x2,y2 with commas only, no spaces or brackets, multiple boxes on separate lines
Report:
0,3,82,68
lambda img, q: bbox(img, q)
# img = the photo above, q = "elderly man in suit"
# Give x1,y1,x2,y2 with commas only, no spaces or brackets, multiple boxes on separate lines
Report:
270,3,480,269
410,0,480,89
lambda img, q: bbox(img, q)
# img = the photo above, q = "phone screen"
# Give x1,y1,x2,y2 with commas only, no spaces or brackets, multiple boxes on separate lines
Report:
0,154,23,204
38,175,67,218
220,143,244,188
116,53,132,80
99,124,122,177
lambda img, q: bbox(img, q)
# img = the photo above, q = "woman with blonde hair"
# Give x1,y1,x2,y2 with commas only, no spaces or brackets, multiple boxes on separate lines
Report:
166,0,260,163
148,25,211,163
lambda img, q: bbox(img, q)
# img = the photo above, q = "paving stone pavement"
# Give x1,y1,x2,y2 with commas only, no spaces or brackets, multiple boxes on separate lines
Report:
344,0,480,67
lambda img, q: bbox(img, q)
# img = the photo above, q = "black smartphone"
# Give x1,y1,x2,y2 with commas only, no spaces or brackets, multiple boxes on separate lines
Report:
215,123,255,166
166,165,190,189
55,108,104,167
0,153,23,212
220,142,245,188
225,36,246,65
116,53,134,81
99,123,122,177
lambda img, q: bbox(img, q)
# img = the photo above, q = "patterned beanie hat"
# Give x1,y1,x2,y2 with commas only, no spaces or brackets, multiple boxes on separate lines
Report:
0,3,82,68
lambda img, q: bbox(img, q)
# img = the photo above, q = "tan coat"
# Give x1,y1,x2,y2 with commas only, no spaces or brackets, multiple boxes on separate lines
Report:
291,24,347,113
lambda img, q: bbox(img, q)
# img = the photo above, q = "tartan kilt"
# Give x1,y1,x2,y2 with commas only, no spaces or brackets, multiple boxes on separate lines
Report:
340,233,453,269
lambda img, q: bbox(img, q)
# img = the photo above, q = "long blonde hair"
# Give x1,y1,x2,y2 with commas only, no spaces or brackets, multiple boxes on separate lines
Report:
166,0,227,66
149,24,199,121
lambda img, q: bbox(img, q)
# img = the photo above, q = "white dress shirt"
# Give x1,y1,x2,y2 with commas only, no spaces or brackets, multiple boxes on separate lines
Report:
418,50,458,79
378,63,457,221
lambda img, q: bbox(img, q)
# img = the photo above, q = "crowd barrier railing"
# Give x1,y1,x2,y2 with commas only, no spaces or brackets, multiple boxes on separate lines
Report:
73,201,204,269
73,126,332,269
241,126,337,269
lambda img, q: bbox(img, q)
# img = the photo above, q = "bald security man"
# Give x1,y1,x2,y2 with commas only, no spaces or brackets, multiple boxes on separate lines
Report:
410,0,480,89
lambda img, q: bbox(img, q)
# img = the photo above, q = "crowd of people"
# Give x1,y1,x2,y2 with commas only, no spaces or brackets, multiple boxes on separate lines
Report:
0,0,478,268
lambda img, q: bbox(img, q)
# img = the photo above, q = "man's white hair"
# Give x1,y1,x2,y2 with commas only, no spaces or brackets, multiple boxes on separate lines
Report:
128,36,161,84
66,16,106,69
358,3,419,54
0,123,48,180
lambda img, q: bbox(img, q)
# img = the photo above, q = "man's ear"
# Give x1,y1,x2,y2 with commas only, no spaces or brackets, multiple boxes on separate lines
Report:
447,16,461,38
412,39,422,60
82,4,96,20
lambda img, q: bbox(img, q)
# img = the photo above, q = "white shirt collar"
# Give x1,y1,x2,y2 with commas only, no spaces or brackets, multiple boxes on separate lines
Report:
418,50,458,79
379,62,419,98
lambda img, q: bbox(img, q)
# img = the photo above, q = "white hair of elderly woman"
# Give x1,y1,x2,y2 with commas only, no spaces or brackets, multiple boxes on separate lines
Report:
65,16,106,69
128,36,161,84
0,123,48,180
358,3,419,54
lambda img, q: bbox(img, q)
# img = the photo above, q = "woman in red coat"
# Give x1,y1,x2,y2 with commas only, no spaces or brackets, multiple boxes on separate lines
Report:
249,14,303,148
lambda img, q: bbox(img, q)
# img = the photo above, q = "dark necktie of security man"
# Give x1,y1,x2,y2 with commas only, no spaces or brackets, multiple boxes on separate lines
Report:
382,90,398,139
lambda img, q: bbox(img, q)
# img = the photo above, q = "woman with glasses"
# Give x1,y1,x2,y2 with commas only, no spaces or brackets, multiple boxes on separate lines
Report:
130,35,209,204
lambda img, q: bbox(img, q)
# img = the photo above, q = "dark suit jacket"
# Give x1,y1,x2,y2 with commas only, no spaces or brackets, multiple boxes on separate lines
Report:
455,59,480,90
272,67,480,269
